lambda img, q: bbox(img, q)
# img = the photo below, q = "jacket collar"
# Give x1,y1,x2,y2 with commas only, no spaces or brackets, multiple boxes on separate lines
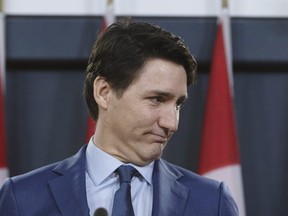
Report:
48,145,90,216
152,159,189,216
47,146,190,216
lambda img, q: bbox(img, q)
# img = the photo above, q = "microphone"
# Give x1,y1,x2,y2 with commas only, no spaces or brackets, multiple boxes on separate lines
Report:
94,208,108,216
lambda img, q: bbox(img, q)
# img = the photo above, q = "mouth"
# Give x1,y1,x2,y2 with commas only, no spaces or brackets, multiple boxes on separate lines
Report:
150,133,169,144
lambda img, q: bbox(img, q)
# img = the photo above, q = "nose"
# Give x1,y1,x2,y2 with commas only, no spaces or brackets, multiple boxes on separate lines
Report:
158,106,179,133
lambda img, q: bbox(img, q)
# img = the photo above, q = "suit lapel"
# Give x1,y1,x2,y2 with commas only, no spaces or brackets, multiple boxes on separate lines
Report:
152,159,189,216
46,147,191,216
48,146,90,216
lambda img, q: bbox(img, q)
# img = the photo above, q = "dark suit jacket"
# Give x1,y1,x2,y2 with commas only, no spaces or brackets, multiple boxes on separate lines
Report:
0,145,238,216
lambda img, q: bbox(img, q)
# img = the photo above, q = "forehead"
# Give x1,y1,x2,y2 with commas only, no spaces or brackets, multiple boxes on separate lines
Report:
128,58,188,96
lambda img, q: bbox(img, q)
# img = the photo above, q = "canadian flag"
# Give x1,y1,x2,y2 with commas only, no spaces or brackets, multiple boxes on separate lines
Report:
0,6,8,187
84,0,115,143
198,3,246,216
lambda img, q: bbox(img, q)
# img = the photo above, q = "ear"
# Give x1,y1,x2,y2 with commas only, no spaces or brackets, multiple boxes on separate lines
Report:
93,76,111,110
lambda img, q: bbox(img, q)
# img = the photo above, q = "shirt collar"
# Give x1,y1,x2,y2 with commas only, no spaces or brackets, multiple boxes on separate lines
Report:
86,137,154,186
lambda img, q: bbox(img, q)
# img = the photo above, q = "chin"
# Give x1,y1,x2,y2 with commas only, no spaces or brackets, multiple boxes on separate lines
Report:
135,142,166,165
144,150,163,164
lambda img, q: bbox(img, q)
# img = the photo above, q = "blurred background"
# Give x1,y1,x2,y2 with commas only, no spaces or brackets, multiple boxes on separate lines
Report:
1,0,288,215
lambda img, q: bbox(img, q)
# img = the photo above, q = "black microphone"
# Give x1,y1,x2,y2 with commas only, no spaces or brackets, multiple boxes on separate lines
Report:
94,208,108,216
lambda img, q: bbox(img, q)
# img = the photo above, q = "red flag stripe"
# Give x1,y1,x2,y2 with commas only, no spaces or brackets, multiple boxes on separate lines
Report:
85,116,96,143
198,23,240,174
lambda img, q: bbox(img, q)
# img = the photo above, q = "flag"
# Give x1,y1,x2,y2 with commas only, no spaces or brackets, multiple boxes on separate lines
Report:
84,0,115,143
198,1,246,215
85,116,96,143
0,0,8,187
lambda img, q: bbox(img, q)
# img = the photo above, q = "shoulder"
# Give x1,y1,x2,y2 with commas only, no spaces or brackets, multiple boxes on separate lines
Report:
0,162,61,216
9,162,60,188
158,159,220,189
1,145,87,194
0,145,87,215
158,159,239,215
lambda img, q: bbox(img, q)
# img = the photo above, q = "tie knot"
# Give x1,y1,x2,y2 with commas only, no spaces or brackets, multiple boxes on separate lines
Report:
116,165,137,184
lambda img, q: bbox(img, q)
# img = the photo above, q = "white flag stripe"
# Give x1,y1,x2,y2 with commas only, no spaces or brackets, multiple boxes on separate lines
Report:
0,168,8,187
203,165,246,216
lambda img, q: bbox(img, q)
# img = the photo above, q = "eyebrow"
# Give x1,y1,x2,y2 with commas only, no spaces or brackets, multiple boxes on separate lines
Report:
148,90,188,103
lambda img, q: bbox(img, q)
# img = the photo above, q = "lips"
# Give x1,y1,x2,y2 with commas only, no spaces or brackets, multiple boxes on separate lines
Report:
150,133,169,143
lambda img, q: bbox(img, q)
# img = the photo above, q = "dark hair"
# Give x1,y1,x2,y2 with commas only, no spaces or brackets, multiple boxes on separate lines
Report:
84,19,197,120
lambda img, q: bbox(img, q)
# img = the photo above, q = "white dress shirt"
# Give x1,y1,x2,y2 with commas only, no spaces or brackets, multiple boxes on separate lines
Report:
85,138,154,216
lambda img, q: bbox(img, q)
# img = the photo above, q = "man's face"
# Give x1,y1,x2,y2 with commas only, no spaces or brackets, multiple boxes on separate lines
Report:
99,58,188,166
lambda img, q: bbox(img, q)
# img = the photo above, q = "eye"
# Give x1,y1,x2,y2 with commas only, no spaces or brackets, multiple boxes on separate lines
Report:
150,96,164,104
176,100,186,110
176,103,182,110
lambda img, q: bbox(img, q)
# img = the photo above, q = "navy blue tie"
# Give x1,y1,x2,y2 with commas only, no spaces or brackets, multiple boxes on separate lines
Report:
111,165,137,216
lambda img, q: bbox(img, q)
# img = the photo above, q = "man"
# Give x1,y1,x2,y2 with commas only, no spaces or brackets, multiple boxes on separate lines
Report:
0,19,238,216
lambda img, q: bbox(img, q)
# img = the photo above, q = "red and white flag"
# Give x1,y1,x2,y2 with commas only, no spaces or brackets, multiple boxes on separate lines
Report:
198,2,246,215
0,2,8,187
84,0,115,143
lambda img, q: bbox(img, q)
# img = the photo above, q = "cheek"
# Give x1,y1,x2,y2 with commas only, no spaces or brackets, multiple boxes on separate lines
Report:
136,106,159,124
128,108,158,132
113,98,158,129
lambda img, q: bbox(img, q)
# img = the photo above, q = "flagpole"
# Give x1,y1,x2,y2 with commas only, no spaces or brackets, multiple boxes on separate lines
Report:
0,0,5,91
222,0,228,8
105,0,115,27
220,0,234,94
0,0,8,187
0,0,2,12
